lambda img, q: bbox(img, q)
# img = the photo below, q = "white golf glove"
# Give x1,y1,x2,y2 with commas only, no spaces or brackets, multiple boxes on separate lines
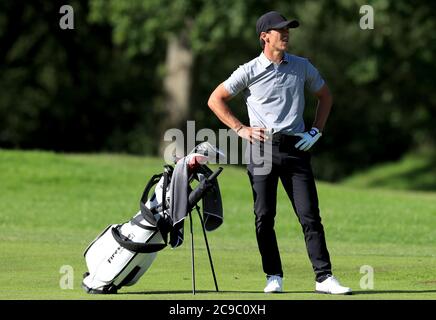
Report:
294,127,322,151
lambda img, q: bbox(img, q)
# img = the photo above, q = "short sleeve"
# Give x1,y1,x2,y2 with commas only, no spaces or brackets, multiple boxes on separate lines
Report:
223,65,249,97
305,59,325,93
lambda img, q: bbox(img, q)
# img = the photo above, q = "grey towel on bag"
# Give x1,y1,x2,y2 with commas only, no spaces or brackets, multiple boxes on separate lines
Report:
168,158,224,248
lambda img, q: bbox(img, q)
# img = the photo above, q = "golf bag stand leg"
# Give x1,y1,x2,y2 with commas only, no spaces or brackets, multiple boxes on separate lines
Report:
195,205,219,292
189,210,196,295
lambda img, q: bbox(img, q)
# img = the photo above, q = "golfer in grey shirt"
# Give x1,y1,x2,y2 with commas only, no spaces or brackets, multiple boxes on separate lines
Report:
208,11,351,294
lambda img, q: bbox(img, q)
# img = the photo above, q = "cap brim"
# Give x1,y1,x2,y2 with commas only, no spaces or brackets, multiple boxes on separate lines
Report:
270,20,299,30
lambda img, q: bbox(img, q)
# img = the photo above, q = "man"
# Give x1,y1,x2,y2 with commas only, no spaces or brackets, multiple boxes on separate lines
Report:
207,11,351,294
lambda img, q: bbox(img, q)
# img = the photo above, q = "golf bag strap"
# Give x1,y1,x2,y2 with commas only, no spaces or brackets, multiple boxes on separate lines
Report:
139,173,163,225
131,216,159,231
140,173,163,204
158,169,170,246
139,204,158,226
139,165,173,221
111,226,167,253
161,169,169,213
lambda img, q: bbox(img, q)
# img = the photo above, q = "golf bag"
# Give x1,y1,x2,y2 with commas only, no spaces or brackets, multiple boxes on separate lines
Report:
82,145,223,294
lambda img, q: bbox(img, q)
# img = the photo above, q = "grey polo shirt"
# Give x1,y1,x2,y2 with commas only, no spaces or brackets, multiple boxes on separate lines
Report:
223,52,325,134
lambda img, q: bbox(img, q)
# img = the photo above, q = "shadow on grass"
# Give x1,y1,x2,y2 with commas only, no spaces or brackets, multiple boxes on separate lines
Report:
118,290,213,295
119,290,322,295
118,289,436,295
354,290,436,295
118,290,267,295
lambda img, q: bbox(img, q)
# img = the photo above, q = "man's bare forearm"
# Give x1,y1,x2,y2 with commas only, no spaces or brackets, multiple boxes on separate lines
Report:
208,85,244,132
312,99,332,132
208,83,267,142
209,99,243,131
312,85,333,132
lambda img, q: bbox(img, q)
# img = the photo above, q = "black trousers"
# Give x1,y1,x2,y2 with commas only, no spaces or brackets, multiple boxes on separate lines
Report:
247,134,332,281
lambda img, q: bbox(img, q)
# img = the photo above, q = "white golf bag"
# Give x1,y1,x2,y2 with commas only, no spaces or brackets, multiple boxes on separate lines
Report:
82,143,224,294
82,166,173,294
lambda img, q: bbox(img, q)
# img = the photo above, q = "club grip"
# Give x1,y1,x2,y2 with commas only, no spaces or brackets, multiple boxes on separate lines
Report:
207,167,223,182
188,167,223,209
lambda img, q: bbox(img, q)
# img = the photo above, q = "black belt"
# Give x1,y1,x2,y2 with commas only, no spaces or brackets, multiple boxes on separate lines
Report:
272,133,300,144
271,133,302,152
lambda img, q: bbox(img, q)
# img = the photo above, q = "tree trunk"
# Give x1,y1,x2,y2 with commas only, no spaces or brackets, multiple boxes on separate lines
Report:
160,31,194,157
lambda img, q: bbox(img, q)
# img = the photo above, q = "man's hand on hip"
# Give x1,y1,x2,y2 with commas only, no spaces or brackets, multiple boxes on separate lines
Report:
237,126,268,143
294,127,322,151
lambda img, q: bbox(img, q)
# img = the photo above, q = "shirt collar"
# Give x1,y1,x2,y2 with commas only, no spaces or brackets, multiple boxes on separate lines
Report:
259,52,273,68
282,53,290,64
259,52,290,68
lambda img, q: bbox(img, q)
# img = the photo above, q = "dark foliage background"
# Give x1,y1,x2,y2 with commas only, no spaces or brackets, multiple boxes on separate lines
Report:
1,0,435,181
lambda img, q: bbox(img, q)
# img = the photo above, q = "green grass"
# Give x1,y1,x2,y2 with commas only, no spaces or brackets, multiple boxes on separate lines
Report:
342,152,436,191
0,150,435,300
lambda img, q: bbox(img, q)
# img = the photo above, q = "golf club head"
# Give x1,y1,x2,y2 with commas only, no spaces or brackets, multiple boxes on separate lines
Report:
189,142,226,164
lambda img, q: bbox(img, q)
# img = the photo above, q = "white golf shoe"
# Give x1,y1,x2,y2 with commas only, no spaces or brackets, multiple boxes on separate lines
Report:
316,275,352,295
264,275,283,293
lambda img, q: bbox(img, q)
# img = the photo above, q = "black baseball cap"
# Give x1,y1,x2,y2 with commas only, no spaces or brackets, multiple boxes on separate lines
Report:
256,11,299,36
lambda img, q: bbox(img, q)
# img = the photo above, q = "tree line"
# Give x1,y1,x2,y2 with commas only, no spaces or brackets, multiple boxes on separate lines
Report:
1,0,434,181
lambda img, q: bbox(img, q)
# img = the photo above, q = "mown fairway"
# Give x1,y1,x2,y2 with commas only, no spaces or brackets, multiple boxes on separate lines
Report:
0,150,435,300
